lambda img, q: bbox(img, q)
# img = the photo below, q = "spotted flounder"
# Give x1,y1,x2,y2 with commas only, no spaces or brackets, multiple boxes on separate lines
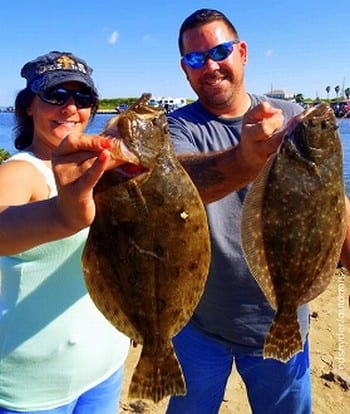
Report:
82,93,211,402
241,103,346,362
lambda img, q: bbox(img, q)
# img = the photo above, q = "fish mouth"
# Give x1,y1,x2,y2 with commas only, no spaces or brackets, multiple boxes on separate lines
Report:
303,102,333,119
116,163,149,177
296,103,333,125
284,103,334,136
107,138,151,177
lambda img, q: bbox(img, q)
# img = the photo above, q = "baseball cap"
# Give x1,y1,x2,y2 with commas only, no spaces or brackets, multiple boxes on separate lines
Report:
21,51,98,96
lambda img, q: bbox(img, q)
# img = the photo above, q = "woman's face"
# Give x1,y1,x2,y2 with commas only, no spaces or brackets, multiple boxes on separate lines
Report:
27,81,93,155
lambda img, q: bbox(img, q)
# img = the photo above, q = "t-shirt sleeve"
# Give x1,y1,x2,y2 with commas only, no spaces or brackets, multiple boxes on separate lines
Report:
167,115,198,155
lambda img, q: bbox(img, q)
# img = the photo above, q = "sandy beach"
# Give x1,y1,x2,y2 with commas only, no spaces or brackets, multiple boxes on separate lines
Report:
119,268,350,414
0,259,348,413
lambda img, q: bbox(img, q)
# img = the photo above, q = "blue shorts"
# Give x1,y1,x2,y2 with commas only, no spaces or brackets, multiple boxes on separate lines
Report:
166,323,311,414
0,366,124,414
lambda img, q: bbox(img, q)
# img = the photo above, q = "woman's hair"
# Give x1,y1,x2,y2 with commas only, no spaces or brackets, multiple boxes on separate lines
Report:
13,88,99,150
178,9,239,55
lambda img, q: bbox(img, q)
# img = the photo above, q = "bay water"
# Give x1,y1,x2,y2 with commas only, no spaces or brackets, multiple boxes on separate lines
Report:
1,112,350,195
0,112,111,153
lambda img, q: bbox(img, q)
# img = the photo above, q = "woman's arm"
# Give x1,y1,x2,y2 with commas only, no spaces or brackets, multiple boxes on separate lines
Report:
0,135,128,255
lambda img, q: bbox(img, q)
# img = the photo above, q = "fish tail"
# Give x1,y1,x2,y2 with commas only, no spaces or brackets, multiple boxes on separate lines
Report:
263,310,303,362
128,343,186,403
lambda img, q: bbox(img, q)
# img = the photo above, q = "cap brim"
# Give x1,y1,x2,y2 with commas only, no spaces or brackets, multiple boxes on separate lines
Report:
35,71,98,96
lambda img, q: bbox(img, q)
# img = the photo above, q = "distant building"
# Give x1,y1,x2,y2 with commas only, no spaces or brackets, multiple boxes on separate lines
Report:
148,96,187,112
265,89,294,100
0,106,14,112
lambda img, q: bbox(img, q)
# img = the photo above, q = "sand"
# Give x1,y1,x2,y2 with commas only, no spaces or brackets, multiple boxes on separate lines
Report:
119,268,350,413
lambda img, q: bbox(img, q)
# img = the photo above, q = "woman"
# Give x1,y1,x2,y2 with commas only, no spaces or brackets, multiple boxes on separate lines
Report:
0,51,131,413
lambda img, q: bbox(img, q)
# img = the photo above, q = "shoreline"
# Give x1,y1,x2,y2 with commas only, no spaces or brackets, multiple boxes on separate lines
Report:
97,109,118,114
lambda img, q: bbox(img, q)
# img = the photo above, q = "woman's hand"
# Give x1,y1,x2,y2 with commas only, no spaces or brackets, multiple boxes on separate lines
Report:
52,133,132,233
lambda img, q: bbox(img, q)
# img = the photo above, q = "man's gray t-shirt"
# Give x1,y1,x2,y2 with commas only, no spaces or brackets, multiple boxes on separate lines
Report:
167,94,309,355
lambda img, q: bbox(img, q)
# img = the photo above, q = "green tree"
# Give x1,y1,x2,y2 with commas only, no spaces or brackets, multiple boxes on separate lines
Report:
0,148,11,164
325,86,331,100
345,87,350,100
98,97,138,110
294,93,304,104
335,85,340,99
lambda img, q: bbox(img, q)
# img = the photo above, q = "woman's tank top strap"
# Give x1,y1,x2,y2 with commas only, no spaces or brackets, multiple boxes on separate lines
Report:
6,152,57,197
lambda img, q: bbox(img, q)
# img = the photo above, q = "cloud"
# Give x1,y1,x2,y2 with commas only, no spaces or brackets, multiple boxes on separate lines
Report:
108,31,119,45
265,49,273,57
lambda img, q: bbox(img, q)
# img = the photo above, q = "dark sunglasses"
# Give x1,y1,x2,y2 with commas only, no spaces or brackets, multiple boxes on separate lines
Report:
182,40,240,69
38,87,96,109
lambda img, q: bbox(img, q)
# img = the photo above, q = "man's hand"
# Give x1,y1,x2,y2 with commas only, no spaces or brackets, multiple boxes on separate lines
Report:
239,101,284,172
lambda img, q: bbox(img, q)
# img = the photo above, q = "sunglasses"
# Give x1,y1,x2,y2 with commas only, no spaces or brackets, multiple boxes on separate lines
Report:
182,40,240,69
38,87,96,109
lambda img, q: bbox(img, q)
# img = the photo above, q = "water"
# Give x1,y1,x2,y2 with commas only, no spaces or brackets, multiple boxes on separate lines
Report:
1,112,350,194
338,118,350,194
0,112,112,153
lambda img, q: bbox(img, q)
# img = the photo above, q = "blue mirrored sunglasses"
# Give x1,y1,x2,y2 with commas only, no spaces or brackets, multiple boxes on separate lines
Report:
182,40,240,69
38,87,96,109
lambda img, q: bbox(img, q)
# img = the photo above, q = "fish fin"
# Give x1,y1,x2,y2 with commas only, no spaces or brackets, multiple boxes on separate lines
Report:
241,155,278,309
299,234,346,305
128,343,186,403
263,309,303,362
298,262,335,305
82,240,144,343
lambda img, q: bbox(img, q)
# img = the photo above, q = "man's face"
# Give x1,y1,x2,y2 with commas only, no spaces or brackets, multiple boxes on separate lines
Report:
180,21,248,112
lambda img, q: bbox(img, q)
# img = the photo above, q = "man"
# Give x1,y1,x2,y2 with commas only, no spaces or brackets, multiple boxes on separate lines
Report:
166,9,311,413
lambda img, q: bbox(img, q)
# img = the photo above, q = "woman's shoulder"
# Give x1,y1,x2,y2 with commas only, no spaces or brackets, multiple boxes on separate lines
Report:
0,152,55,202
7,152,50,171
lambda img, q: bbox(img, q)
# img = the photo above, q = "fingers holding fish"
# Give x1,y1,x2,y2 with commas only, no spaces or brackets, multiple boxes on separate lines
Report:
243,101,284,138
239,102,284,172
52,132,140,184
103,135,140,166
51,133,135,233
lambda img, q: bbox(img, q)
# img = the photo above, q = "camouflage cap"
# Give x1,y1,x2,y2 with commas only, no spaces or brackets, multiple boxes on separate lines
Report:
21,50,98,96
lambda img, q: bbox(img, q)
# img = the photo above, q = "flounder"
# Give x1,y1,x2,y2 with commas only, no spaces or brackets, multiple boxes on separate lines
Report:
241,103,346,362
82,93,211,402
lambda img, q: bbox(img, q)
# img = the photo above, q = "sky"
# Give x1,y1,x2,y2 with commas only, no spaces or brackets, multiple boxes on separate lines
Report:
0,0,349,106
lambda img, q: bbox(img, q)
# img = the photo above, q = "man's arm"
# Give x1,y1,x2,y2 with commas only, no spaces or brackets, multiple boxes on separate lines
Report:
178,102,284,204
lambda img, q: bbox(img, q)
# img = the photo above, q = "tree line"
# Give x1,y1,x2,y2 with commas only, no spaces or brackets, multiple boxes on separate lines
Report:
325,85,350,100
295,86,350,105
98,97,138,110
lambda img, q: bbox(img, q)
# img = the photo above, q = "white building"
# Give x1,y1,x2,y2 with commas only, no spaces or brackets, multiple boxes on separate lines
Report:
148,96,187,111
265,89,294,100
